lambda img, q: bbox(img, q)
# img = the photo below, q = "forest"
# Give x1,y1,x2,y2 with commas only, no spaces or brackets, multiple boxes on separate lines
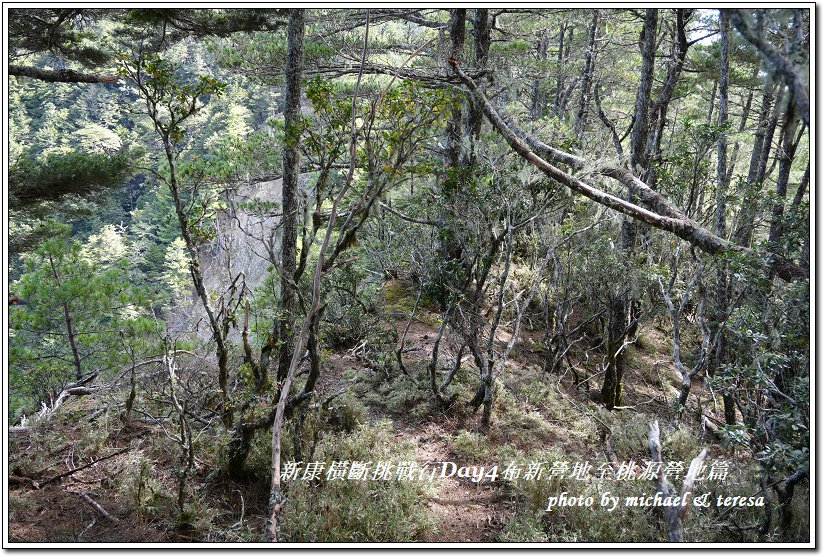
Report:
5,7,811,545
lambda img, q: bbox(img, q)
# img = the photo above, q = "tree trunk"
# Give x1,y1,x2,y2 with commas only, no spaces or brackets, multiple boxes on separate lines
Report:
573,10,599,138
716,9,730,239
435,8,468,310
734,81,783,246
714,10,736,426
163,138,232,427
274,8,305,384
268,8,368,541
267,8,306,541
777,469,808,536
648,421,708,542
530,30,549,121
62,302,83,381
725,65,759,182
630,9,659,173
553,22,569,117
465,8,489,162
647,8,690,184
47,256,83,381
600,295,626,409
768,100,801,247
446,9,466,167
607,9,657,409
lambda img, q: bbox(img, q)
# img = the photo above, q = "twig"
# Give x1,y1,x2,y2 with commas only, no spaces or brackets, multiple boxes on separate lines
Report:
39,446,131,487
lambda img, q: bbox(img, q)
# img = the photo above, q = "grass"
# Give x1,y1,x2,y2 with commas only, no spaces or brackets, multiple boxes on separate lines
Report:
279,420,436,542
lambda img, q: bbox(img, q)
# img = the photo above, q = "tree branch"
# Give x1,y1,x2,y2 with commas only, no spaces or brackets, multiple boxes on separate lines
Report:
9,64,118,83
448,60,806,282
726,9,809,127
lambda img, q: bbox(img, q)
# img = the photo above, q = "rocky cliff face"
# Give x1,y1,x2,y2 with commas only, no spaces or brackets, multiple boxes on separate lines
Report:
166,177,285,345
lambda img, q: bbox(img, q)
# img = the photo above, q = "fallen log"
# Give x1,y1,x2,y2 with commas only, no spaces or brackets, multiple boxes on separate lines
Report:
9,475,40,489
65,387,96,396
77,492,120,523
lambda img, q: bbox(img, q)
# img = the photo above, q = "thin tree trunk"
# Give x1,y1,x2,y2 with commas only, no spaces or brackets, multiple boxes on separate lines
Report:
789,161,810,218
768,100,801,247
714,10,737,426
573,10,599,138
725,66,759,182
465,8,489,162
161,138,232,427
716,10,730,239
707,79,717,126
735,81,783,246
553,22,568,117
530,30,549,121
62,303,83,381
274,8,306,384
606,9,657,409
47,256,83,380
648,8,690,182
446,9,466,167
267,9,369,542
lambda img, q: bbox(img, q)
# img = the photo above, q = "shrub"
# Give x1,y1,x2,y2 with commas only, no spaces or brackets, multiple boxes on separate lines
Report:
279,420,435,542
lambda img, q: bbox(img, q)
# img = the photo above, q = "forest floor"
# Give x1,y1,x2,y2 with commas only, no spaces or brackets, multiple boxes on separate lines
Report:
7,284,742,544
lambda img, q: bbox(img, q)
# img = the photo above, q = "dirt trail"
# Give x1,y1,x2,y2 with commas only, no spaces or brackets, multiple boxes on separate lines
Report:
402,423,510,542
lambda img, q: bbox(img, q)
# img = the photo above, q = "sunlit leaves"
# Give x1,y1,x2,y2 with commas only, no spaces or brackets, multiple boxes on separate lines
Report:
119,54,226,144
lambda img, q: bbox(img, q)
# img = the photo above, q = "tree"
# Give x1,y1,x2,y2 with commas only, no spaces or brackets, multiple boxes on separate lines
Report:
9,224,145,417
121,52,234,426
9,147,133,212
448,60,807,282
727,9,809,127
7,8,118,83
273,8,304,387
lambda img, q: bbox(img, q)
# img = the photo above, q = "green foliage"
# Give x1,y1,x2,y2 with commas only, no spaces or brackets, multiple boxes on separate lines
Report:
163,237,191,300
450,430,492,461
9,224,151,419
4,7,811,544
8,8,112,66
9,146,134,210
322,258,380,348
119,53,226,145
357,367,429,419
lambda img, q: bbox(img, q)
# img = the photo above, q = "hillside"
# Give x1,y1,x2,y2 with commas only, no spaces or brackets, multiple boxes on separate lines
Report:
6,7,811,546
7,289,809,542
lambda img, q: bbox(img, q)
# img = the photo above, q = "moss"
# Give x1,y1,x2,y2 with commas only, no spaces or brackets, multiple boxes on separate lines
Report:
383,279,414,308
382,279,440,326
